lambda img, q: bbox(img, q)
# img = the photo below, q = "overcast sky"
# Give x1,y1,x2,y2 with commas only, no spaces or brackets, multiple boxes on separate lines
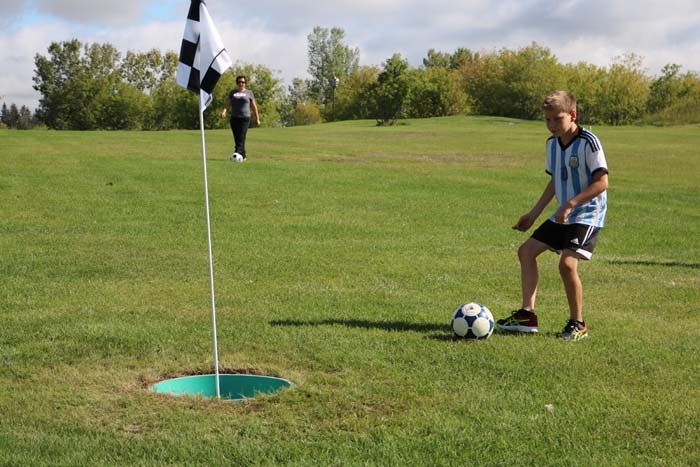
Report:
2,0,699,109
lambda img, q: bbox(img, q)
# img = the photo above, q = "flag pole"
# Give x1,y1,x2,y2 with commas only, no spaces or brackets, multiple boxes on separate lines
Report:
199,97,221,399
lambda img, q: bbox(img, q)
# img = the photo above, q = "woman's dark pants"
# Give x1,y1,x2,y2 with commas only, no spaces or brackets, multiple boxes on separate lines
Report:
230,117,250,157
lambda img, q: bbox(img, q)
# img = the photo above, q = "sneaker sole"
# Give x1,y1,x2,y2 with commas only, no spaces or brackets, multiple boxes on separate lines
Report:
496,323,539,333
559,332,588,341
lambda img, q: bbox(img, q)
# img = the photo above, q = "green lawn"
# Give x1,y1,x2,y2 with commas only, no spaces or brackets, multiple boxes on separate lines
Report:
1,117,698,466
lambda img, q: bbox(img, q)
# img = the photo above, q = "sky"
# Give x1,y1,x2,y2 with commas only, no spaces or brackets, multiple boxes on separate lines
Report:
2,0,700,110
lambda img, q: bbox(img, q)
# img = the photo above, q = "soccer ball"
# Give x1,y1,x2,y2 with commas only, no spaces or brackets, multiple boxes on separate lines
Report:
451,302,494,339
230,152,244,162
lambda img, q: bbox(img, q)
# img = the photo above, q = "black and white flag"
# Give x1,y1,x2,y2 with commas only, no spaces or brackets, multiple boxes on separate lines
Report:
176,0,232,110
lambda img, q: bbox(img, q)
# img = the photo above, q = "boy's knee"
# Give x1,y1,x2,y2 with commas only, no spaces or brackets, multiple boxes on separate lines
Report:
559,255,578,275
517,244,529,262
518,241,538,262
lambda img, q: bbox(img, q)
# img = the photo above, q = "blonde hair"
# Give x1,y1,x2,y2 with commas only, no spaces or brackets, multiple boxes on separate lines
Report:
542,91,577,113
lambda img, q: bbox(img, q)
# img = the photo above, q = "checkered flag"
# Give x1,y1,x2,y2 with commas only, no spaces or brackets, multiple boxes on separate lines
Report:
176,0,232,110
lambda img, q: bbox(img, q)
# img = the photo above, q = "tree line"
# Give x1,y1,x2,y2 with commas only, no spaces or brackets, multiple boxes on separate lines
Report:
2,26,699,130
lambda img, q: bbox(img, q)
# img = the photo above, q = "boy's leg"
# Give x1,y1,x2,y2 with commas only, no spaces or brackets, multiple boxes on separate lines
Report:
496,237,549,333
559,250,583,322
518,237,550,311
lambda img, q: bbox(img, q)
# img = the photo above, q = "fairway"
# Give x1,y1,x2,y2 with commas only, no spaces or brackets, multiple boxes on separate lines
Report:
1,117,699,466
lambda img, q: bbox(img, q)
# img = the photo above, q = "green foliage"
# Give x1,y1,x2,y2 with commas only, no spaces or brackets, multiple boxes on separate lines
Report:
422,48,451,69
369,53,411,125
562,62,604,125
149,79,199,130
26,37,700,129
31,40,285,130
280,78,313,126
596,54,650,125
465,42,566,119
95,82,152,130
405,67,468,118
332,66,378,121
307,26,360,109
293,101,323,126
423,47,478,70
1,102,36,129
646,64,700,124
643,93,700,125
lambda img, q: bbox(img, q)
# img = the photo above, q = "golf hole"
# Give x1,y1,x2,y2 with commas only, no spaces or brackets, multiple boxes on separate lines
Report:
152,373,292,401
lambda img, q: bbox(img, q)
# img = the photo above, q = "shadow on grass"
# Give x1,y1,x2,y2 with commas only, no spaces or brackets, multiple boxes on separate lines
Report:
269,319,554,341
270,318,445,334
607,259,700,269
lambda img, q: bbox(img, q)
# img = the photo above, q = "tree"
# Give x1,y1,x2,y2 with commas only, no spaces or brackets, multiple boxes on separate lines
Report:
150,79,198,130
450,48,478,70
0,103,35,129
1,103,10,128
422,49,451,69
33,39,83,129
96,82,151,130
7,103,20,128
121,49,165,92
647,64,699,114
406,67,468,118
464,42,566,120
563,61,604,125
369,54,410,125
16,105,34,129
33,40,123,129
293,101,322,126
307,26,360,112
280,78,313,126
596,53,650,125
332,66,378,121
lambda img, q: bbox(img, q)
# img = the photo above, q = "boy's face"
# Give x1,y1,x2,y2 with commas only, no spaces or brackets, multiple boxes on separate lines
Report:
544,108,577,137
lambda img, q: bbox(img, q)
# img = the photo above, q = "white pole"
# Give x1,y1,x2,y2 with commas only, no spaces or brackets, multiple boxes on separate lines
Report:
199,99,221,399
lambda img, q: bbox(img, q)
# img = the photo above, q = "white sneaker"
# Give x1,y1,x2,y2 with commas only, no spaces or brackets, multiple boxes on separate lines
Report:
230,152,244,162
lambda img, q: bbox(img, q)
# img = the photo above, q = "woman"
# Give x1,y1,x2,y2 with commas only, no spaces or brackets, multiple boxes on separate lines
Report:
220,75,260,161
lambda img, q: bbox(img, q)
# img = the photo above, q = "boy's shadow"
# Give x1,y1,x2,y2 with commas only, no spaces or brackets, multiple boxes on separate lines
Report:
269,318,444,334
270,318,553,341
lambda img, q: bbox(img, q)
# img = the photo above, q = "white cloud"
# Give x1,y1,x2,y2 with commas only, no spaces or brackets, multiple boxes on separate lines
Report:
2,0,699,109
33,0,155,26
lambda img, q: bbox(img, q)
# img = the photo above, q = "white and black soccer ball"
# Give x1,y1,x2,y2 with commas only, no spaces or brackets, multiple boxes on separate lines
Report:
451,302,494,339
230,152,244,162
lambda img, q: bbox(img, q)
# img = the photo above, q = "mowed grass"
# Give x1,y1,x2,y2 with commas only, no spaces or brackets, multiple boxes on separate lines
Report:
1,117,698,466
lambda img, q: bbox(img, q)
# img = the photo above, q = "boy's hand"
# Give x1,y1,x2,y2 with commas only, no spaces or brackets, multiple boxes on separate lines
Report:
554,205,572,224
512,213,536,232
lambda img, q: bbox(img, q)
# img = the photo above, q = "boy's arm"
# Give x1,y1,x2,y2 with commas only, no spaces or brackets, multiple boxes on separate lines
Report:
553,170,608,223
512,178,555,231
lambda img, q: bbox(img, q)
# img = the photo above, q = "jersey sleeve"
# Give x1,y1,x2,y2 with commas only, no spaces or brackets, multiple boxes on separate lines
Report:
586,141,608,175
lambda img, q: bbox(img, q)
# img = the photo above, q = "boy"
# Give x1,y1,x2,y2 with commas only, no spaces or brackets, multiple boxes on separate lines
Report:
496,91,609,341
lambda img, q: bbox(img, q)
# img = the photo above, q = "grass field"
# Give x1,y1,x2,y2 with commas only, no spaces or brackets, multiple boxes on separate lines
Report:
1,117,699,466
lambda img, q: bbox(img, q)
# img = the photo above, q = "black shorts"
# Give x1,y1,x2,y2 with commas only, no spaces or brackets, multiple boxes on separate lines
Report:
531,220,601,260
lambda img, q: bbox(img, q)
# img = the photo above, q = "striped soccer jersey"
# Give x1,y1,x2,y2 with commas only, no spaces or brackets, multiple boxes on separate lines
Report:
546,127,608,227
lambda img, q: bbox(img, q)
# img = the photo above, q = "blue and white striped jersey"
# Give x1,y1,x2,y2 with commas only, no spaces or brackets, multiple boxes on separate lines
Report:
546,127,608,227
